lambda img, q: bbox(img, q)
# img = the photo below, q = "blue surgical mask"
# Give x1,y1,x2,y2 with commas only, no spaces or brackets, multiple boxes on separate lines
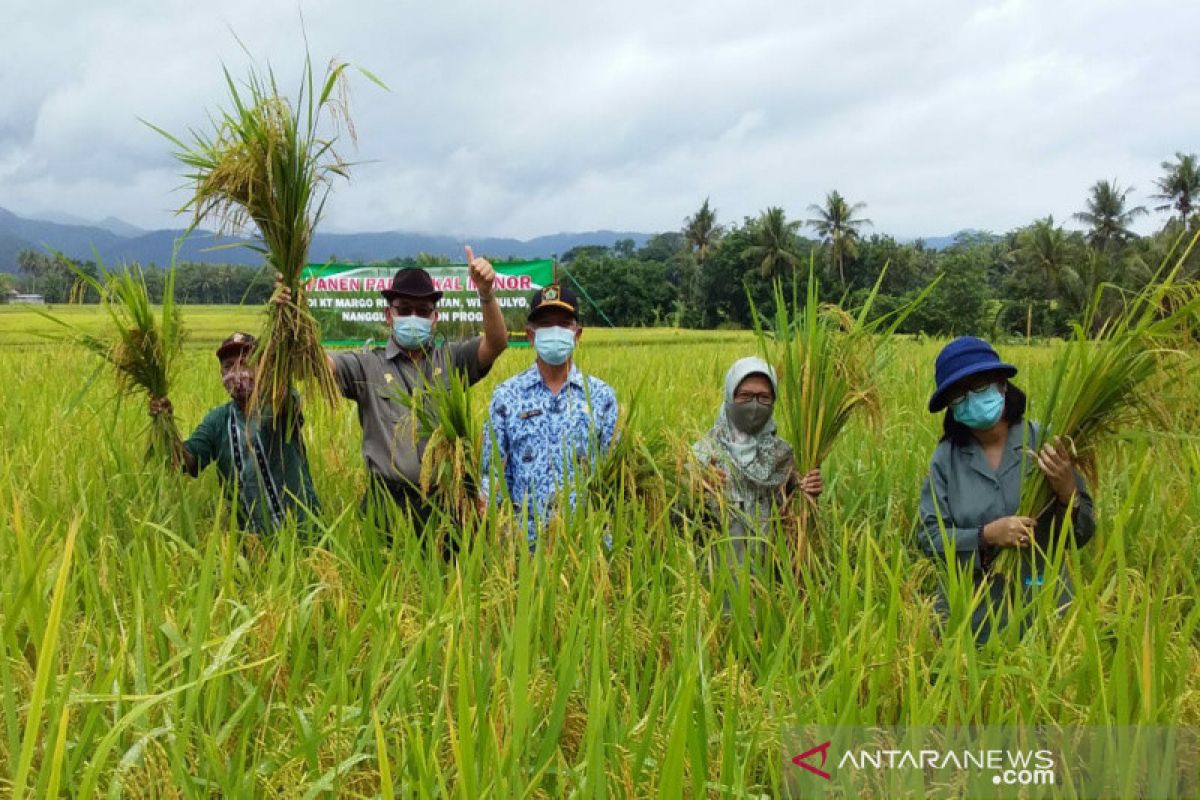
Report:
533,326,576,366
951,383,1005,430
392,315,432,349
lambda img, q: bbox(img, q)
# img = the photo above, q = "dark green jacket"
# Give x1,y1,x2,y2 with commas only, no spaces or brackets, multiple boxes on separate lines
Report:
184,396,320,533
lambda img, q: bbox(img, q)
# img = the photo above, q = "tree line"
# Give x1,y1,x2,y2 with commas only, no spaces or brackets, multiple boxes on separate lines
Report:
563,151,1200,337
8,151,1198,338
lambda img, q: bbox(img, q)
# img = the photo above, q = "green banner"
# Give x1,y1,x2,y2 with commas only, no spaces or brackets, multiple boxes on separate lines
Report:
301,260,555,346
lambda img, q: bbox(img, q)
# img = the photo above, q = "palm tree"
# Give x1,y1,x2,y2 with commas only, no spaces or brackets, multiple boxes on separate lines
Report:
679,198,723,327
1151,152,1200,223
682,198,722,262
1073,179,1147,251
744,207,802,280
1016,216,1081,306
806,190,872,287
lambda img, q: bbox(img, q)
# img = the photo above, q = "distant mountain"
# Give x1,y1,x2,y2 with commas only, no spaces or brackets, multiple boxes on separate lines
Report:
905,229,998,250
95,216,146,238
0,206,652,272
0,207,126,270
25,210,145,238
26,210,95,227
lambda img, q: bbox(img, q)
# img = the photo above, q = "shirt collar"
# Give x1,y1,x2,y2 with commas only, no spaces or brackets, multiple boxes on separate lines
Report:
519,361,584,391
384,336,429,363
963,419,1030,479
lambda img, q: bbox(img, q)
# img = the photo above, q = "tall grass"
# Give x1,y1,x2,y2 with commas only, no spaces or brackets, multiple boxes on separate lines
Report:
0,319,1197,796
752,263,937,474
150,52,384,418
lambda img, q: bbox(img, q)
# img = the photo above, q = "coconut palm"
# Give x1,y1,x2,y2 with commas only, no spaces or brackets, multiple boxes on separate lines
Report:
1014,216,1079,295
1073,179,1147,251
1151,152,1200,224
806,190,872,287
682,197,722,263
744,207,802,280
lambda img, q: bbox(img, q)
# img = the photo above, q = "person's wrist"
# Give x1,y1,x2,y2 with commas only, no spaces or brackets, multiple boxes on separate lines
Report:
478,289,496,303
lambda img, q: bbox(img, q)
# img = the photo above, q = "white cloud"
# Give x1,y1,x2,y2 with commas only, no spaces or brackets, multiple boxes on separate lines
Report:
0,0,1196,239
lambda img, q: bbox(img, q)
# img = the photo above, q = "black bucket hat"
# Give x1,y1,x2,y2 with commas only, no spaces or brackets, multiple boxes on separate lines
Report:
380,268,443,302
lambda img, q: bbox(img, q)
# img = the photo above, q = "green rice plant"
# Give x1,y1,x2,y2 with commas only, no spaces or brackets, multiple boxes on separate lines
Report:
753,262,936,474
150,52,384,417
2,315,1200,796
1018,230,1200,519
393,365,481,524
580,389,672,517
985,231,1200,582
39,260,187,465
10,517,77,799
750,261,937,550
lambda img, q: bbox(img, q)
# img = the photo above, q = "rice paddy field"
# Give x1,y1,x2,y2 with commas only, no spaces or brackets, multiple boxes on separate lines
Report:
0,304,1198,797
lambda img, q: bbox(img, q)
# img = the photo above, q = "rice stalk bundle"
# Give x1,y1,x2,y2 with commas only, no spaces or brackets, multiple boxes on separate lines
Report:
394,366,481,524
41,260,186,465
582,392,671,516
1018,231,1200,521
984,230,1200,583
150,53,383,416
753,262,938,471
751,261,938,543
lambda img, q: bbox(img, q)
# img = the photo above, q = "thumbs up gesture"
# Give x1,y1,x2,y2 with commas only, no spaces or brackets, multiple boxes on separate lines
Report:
465,245,496,298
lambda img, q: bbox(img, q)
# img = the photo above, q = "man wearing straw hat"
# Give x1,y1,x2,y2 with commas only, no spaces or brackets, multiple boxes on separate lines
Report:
279,247,508,542
149,332,321,534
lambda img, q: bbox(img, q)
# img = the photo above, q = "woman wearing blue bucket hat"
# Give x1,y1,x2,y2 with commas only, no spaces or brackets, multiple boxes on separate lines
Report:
917,337,1096,643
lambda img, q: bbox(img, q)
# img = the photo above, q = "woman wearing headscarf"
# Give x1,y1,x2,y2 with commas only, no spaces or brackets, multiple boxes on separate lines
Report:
690,357,822,573
918,337,1096,643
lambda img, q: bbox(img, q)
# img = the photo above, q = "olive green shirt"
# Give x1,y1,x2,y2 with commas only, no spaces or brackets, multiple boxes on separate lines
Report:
183,397,320,533
333,336,490,487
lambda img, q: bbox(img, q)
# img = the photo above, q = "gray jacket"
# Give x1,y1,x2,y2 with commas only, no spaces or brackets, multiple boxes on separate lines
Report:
917,420,1096,639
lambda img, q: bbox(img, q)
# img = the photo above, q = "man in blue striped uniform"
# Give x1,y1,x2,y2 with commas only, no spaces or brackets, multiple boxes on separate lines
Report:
480,285,618,547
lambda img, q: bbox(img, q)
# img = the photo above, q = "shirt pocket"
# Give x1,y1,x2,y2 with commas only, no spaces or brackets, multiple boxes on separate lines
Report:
509,408,547,464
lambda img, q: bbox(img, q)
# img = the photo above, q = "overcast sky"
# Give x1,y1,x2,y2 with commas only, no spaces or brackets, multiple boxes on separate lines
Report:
2,0,1197,240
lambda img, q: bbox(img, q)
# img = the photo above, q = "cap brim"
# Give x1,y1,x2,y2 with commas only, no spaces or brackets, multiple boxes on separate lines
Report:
381,289,443,302
928,362,1018,412
528,300,578,323
216,342,255,361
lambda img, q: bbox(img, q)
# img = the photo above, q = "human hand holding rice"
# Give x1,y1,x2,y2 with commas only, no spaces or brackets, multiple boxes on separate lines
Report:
1028,437,1077,503
982,516,1034,548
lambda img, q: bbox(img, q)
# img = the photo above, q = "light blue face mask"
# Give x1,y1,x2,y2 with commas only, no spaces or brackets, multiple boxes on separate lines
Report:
392,315,433,349
533,326,576,366
951,383,1005,430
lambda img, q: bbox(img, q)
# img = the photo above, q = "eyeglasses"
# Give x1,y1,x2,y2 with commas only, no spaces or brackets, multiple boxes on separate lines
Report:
391,302,436,317
948,382,999,408
733,391,774,406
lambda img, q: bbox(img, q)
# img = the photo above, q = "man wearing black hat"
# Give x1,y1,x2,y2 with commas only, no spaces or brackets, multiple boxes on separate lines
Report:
322,247,508,535
480,282,617,547
148,332,321,534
